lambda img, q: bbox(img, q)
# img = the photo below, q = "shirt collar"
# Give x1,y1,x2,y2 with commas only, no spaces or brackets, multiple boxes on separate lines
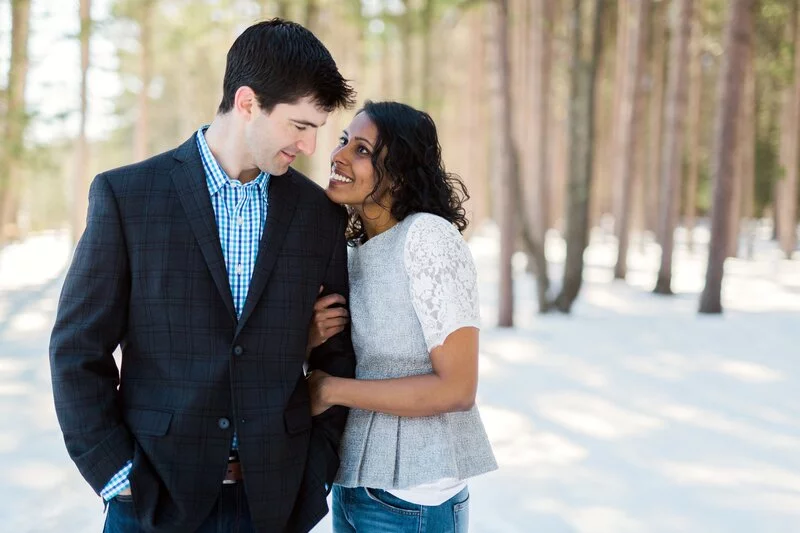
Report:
195,126,270,200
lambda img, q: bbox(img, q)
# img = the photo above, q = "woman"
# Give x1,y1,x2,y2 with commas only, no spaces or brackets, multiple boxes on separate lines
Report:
307,101,497,533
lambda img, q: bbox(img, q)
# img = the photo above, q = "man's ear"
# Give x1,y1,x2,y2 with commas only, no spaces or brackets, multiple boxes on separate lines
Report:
233,86,257,119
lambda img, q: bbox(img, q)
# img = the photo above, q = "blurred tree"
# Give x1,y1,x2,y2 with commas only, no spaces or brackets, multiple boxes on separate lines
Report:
552,0,606,313
1,0,31,245
646,0,667,236
654,0,694,295
523,0,554,312
488,0,517,326
72,0,92,245
134,0,154,162
699,0,754,314
613,0,651,280
684,14,702,253
777,0,799,257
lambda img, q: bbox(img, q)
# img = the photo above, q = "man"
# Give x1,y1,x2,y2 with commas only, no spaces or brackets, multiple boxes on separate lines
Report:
50,19,356,532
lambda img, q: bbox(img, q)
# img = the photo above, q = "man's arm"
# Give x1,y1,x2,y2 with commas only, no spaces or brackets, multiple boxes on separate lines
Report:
49,173,135,495
306,208,356,488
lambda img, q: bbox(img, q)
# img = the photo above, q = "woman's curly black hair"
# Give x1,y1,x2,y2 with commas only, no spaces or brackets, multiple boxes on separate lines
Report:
346,100,470,245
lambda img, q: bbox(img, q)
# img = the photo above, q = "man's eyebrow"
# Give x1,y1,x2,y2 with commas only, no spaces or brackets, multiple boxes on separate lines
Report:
291,118,326,128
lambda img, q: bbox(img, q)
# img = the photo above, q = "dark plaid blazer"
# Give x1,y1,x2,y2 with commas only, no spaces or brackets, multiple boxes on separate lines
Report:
49,134,356,532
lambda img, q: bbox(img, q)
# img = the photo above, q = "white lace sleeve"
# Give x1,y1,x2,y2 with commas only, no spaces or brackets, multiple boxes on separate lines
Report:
404,214,481,352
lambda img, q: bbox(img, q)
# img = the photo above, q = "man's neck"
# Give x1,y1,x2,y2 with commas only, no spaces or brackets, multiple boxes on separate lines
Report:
204,117,260,184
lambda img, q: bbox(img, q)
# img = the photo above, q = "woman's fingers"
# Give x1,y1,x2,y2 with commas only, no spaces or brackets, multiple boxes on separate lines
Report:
313,293,347,311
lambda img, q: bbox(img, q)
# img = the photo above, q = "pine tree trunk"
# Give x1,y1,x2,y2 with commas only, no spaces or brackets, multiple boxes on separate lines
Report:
134,0,152,162
699,0,754,314
523,0,553,311
604,0,628,229
553,0,605,313
646,0,667,237
685,17,702,254
0,0,32,245
741,39,756,260
71,0,92,245
421,0,435,111
613,0,650,280
468,6,491,228
490,0,517,326
654,0,694,295
778,2,800,258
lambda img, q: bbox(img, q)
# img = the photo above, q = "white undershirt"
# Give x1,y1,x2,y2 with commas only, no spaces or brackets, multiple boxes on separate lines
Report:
388,478,467,506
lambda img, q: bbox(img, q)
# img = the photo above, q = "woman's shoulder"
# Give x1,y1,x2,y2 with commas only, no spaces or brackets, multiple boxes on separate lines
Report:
402,212,462,245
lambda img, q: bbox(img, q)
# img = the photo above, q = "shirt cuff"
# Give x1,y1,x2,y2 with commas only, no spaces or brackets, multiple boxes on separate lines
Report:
100,460,133,501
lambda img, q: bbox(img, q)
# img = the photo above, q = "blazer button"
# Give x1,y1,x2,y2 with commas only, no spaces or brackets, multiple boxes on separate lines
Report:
233,345,244,356
218,417,231,430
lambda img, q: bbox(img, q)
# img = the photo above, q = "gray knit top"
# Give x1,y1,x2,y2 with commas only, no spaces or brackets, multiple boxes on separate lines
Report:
334,212,498,490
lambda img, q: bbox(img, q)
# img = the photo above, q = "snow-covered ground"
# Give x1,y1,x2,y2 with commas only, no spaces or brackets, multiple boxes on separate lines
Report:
0,224,797,532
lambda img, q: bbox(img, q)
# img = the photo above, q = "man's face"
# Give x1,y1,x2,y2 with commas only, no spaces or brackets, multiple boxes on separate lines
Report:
245,96,329,176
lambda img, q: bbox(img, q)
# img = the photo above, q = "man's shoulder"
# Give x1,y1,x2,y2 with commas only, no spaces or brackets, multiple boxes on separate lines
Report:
101,147,181,186
285,168,346,219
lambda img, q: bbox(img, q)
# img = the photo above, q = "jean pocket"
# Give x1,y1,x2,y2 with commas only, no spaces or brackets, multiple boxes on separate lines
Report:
363,488,421,516
453,493,470,533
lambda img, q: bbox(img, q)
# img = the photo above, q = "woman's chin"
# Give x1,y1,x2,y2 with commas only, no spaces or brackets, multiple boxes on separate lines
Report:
324,186,347,205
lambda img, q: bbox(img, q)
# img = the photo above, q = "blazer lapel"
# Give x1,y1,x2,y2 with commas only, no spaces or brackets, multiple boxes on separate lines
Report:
171,135,237,322
236,171,299,334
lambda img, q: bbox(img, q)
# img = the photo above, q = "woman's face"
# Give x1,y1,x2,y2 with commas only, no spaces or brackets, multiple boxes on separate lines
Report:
326,112,390,211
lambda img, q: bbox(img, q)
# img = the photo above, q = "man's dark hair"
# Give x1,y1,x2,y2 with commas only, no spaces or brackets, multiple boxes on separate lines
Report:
218,18,356,114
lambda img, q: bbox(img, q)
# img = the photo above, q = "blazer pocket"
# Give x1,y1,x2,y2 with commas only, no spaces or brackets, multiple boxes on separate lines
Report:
125,408,173,437
284,404,312,435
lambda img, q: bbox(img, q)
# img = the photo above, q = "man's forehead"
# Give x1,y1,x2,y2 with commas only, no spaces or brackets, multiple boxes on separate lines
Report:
278,97,329,126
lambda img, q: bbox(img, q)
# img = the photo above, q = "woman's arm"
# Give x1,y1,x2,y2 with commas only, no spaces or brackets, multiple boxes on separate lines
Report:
310,327,478,417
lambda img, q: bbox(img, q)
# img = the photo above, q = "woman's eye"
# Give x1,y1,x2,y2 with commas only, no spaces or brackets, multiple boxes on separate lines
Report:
357,146,370,155
338,136,347,146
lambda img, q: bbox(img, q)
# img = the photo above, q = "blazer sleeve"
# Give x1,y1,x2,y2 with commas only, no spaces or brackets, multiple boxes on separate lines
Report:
306,206,356,483
49,173,135,494
286,206,356,532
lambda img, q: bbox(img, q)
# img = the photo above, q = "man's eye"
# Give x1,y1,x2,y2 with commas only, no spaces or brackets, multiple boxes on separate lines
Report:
295,124,307,131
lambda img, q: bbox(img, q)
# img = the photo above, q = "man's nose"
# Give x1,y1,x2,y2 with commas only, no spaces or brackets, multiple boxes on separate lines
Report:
297,131,317,156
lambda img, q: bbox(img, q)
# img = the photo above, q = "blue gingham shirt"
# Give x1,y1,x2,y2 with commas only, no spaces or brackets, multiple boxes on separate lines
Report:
100,126,270,500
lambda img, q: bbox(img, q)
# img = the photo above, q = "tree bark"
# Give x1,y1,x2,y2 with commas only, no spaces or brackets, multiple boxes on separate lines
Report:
553,0,605,313
646,0,667,237
684,16,702,253
71,0,92,245
654,0,694,295
741,38,756,260
134,0,152,162
489,0,517,326
421,0,435,110
0,0,32,245
778,1,800,258
524,0,554,311
699,0,754,314
613,0,650,279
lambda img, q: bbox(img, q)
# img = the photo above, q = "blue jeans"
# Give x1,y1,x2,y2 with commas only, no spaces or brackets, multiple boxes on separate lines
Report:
332,485,470,533
103,484,255,533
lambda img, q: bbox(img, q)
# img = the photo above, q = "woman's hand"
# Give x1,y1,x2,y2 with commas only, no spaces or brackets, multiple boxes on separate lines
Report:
307,369,334,416
306,289,349,356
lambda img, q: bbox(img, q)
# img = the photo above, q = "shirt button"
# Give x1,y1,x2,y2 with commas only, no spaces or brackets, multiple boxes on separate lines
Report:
237,216,244,226
218,417,231,430
235,264,243,275
233,345,244,356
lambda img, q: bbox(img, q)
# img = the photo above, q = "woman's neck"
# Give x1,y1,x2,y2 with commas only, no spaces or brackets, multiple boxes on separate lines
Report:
360,204,398,240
